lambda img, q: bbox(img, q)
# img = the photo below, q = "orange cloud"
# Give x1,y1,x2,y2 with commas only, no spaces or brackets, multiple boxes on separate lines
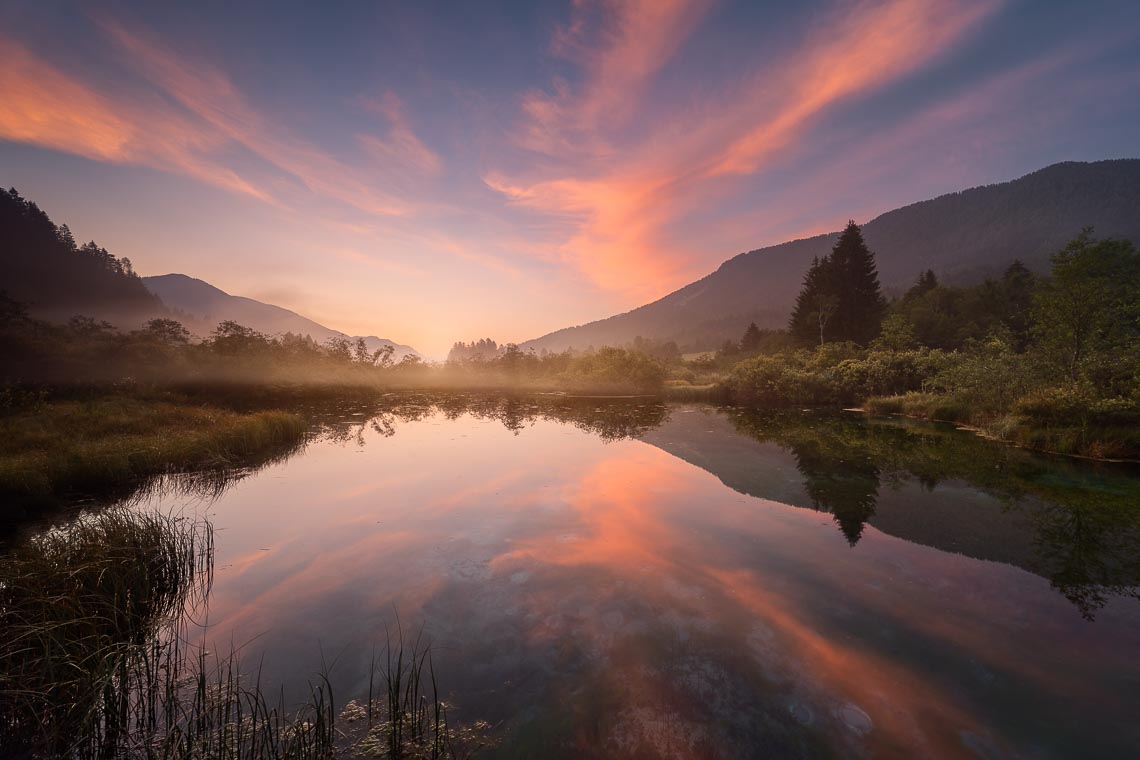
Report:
0,36,133,162
96,18,414,218
488,0,1001,301
0,34,270,201
0,19,452,222
703,0,1000,177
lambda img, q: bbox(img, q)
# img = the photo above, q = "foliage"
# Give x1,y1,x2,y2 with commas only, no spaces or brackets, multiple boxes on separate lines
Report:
0,508,212,756
0,508,492,758
723,346,951,407
726,229,1140,459
1032,229,1139,380
887,261,1037,351
789,221,886,345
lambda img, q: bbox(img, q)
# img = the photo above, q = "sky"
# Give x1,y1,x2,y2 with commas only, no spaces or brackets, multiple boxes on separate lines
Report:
1,0,1138,356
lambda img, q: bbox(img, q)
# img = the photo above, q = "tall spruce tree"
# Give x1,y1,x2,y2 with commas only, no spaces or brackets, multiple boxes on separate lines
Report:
788,256,836,345
788,221,886,345
828,221,886,344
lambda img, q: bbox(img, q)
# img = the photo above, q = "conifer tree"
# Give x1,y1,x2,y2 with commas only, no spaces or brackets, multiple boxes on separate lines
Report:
906,269,938,299
789,256,837,345
740,321,763,352
827,220,886,344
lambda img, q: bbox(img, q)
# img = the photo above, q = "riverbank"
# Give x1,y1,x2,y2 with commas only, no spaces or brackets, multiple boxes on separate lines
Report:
0,391,306,514
864,391,1140,461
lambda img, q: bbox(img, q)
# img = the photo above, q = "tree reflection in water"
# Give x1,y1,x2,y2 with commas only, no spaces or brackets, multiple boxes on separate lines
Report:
726,408,1140,619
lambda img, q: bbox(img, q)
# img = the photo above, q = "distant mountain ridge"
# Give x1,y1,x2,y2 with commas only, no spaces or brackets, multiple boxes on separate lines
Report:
143,274,419,360
521,159,1140,353
0,187,419,358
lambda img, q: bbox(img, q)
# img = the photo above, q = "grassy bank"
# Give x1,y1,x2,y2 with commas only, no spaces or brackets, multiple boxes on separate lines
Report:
716,342,1139,461
0,393,306,511
865,389,1140,460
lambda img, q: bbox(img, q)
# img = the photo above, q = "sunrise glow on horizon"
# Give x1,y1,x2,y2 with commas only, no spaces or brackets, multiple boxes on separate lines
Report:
2,0,1138,356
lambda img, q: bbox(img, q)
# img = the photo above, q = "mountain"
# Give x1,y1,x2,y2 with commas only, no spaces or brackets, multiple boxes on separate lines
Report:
0,188,165,325
142,274,419,360
522,159,1140,353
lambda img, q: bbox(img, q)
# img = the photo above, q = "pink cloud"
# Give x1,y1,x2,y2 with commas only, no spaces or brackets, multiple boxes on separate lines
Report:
517,0,712,157
487,0,1002,301
703,0,1000,177
0,34,271,201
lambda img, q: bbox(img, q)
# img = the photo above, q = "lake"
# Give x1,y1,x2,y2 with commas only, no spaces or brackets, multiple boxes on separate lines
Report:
124,395,1140,758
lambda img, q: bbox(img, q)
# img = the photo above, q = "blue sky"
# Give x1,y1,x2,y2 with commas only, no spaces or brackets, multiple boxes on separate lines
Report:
1,0,1138,354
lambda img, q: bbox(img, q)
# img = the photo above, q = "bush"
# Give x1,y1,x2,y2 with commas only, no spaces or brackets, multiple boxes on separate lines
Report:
724,347,951,407
929,338,1052,415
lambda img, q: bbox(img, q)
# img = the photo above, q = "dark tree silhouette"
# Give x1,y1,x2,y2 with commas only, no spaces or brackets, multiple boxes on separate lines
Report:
0,188,163,323
789,222,886,345
907,270,939,299
788,256,837,345
828,221,887,344
739,322,764,352
791,441,881,546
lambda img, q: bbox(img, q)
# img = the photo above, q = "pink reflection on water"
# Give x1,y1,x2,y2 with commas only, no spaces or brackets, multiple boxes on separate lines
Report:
151,409,1140,756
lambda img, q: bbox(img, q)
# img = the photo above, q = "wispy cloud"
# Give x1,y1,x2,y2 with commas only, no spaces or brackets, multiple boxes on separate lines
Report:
517,0,712,157
488,0,1002,299
0,34,270,200
96,18,417,217
357,92,443,177
702,0,999,177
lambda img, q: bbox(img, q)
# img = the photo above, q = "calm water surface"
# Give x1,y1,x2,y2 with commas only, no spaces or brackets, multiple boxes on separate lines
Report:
136,396,1140,758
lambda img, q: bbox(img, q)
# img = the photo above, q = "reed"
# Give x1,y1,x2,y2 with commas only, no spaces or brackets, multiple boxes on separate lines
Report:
0,508,490,758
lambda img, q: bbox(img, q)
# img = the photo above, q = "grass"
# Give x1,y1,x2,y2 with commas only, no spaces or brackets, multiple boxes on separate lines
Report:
0,507,493,758
0,394,307,511
863,391,1140,460
0,507,212,756
662,382,728,402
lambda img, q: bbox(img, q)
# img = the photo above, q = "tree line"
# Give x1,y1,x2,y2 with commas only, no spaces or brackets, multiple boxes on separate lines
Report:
718,220,1139,458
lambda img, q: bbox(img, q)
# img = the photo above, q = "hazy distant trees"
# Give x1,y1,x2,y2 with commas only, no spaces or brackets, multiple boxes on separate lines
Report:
448,338,501,362
740,322,763,352
629,336,681,362
789,221,886,346
210,321,268,356
136,318,191,346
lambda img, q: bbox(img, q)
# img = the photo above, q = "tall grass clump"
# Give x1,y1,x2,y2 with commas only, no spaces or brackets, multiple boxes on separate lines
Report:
0,507,212,756
342,621,492,760
0,507,490,758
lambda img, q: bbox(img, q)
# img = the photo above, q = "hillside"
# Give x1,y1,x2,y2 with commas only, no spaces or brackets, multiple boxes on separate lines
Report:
143,274,419,360
0,188,165,325
522,159,1140,353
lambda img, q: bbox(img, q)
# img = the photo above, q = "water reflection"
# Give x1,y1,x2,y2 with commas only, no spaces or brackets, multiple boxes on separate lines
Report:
658,407,1140,620
304,393,669,445
104,395,1140,757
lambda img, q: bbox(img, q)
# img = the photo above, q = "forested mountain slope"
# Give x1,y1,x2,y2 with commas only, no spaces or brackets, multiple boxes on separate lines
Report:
0,188,164,325
522,160,1140,353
